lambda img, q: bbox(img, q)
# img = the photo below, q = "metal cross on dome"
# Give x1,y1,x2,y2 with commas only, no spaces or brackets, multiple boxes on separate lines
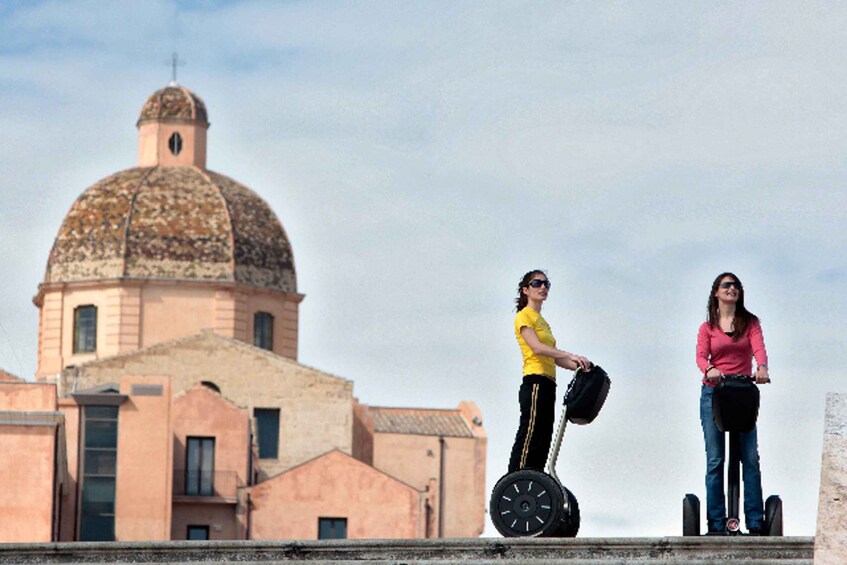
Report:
166,52,186,85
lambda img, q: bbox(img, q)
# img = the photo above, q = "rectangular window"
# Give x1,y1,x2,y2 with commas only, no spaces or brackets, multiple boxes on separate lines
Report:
186,437,215,496
79,406,118,541
73,305,98,353
253,312,274,351
318,517,347,539
254,408,280,459
187,525,209,540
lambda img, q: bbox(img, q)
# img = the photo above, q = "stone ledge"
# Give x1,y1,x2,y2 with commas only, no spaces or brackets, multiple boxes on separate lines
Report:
0,537,814,564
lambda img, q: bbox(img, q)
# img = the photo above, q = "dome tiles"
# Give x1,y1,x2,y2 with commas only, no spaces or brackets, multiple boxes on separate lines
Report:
138,85,209,126
45,166,296,293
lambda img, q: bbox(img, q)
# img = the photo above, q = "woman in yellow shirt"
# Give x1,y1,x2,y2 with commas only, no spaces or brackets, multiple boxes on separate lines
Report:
508,270,591,472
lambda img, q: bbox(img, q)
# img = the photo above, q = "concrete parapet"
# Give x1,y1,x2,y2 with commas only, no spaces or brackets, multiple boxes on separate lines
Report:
0,537,814,564
815,392,847,564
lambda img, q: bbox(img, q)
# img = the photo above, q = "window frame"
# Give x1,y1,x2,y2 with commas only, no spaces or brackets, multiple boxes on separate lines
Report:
185,436,215,496
73,305,98,354
78,405,118,541
253,311,274,351
187,525,210,540
318,517,348,540
254,408,280,459
168,131,183,155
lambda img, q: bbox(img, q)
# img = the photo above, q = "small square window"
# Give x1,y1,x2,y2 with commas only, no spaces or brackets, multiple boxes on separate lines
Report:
318,517,347,539
187,525,209,540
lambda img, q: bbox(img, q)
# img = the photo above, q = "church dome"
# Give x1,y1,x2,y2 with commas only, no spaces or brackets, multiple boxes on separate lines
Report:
138,85,209,126
44,166,296,293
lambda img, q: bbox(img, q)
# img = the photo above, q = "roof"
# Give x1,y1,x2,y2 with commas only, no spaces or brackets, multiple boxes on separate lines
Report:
44,166,296,293
0,369,23,382
370,407,474,438
255,449,421,493
72,329,350,387
138,85,208,126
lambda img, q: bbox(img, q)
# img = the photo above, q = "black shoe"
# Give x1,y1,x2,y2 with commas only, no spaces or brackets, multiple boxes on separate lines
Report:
706,529,726,536
747,526,766,536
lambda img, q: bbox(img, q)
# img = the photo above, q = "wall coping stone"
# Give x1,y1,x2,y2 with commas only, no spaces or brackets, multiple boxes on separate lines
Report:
0,536,814,564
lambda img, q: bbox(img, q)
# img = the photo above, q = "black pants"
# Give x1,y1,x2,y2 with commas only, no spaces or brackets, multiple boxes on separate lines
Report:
508,374,556,473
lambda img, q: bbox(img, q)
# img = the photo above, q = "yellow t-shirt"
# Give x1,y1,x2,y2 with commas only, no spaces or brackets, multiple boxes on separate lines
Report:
514,307,557,379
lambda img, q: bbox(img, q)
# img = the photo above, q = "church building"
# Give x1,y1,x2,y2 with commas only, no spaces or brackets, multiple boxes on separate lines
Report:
0,82,486,543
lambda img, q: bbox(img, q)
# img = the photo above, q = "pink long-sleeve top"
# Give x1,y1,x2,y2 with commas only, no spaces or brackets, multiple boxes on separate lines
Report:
696,319,768,386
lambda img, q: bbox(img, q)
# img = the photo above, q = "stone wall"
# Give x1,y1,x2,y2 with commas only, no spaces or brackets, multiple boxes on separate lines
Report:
814,392,847,565
68,332,353,479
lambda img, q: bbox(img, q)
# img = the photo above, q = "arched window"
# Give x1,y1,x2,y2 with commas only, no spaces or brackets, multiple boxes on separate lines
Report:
73,305,97,353
200,381,221,394
253,312,274,351
168,132,183,155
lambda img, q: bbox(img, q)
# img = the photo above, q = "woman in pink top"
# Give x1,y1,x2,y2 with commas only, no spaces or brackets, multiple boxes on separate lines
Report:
696,272,770,535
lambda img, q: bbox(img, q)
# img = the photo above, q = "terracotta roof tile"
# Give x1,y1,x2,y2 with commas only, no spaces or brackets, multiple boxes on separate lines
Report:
0,368,23,382
371,407,474,438
138,86,208,126
45,167,296,293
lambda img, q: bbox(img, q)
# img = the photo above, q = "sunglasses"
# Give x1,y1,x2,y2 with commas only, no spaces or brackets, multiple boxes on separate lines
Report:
720,281,740,289
529,279,551,289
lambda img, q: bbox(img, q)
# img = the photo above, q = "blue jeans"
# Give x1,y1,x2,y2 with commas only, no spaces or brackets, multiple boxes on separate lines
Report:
699,384,764,532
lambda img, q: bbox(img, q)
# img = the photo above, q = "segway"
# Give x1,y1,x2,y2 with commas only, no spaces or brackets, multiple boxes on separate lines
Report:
490,365,610,537
683,374,783,536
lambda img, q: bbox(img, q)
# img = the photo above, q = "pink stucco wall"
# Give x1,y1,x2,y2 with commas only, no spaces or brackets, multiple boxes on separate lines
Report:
58,398,79,541
114,376,173,541
0,382,59,542
251,450,423,540
0,426,56,542
171,384,250,540
372,432,486,538
137,121,207,169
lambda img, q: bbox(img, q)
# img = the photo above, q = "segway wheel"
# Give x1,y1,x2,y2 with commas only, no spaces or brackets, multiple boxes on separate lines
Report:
490,469,563,537
682,493,700,536
765,495,783,536
552,486,580,537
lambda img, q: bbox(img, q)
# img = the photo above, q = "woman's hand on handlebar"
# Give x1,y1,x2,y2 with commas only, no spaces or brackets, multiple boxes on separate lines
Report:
755,365,770,384
705,366,723,383
569,354,591,371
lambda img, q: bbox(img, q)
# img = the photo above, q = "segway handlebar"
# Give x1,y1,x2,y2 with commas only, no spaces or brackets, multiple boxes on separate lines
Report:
721,373,771,384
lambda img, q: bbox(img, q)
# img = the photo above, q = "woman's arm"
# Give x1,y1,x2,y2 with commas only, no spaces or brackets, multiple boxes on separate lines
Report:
696,323,722,382
520,326,590,370
749,320,770,384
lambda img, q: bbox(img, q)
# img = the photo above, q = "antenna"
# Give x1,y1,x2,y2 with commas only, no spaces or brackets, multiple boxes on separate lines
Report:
166,52,185,86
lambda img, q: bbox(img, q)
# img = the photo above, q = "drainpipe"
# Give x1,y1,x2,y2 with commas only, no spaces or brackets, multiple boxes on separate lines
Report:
246,492,252,540
439,436,446,538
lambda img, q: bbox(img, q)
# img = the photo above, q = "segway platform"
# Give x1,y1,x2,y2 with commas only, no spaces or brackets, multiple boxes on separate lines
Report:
491,365,610,537
683,375,782,536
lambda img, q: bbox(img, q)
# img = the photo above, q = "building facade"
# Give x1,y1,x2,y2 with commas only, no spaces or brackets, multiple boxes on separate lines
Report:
0,82,486,543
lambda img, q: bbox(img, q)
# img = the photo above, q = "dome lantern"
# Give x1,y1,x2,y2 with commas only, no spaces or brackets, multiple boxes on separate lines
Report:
136,85,209,168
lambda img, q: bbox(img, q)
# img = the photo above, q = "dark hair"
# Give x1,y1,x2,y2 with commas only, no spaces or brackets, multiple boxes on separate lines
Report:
515,270,547,312
707,272,758,341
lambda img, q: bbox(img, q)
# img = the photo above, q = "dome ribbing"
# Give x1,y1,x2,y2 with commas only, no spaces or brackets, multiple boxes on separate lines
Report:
137,85,209,126
44,166,296,293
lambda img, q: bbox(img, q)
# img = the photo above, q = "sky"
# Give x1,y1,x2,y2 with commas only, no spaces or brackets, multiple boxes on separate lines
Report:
1,0,845,538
